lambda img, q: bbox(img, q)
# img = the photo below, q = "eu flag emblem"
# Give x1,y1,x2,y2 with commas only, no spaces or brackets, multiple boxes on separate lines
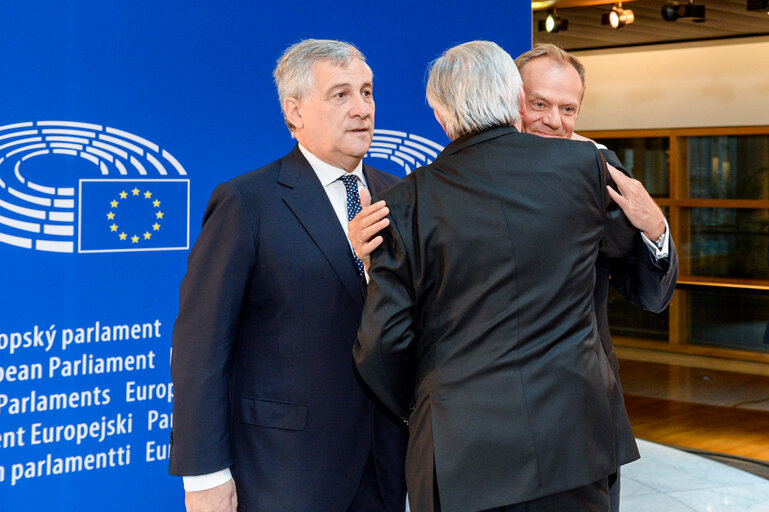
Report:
78,179,189,252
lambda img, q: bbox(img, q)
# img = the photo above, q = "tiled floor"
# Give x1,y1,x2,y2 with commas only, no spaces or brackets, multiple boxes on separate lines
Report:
622,439,769,512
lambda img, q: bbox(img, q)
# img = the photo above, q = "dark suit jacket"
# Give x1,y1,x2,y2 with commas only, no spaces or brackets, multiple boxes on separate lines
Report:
169,146,406,511
596,150,679,464
354,127,638,512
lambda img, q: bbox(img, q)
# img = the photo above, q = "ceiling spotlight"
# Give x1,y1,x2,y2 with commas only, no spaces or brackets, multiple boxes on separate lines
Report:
538,9,568,33
661,1,706,22
602,3,635,29
746,0,769,13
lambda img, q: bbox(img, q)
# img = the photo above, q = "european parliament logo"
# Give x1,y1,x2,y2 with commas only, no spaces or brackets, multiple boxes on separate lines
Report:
364,129,445,177
0,121,189,253
79,180,188,253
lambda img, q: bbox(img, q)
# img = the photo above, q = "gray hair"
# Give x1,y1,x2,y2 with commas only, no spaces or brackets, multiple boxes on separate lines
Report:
273,39,368,133
515,43,585,89
426,40,522,140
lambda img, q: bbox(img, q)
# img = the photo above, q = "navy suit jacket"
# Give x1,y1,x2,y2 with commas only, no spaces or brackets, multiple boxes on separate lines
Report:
598,149,678,376
169,146,406,511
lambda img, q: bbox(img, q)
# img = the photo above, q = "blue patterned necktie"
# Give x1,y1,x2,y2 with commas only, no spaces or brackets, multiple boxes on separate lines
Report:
340,174,365,276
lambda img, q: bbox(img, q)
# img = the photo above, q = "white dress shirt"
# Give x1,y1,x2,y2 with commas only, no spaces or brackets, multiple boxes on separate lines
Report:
183,145,366,492
640,219,670,261
297,144,368,239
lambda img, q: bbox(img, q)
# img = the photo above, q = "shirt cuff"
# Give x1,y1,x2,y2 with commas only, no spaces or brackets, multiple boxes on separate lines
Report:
640,219,670,261
183,468,232,492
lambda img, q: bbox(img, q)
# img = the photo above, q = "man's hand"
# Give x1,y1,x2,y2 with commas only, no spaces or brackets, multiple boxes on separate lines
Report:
606,165,666,241
347,188,389,272
185,478,237,512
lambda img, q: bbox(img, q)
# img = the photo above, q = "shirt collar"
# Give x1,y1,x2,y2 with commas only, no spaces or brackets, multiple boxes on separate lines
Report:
298,143,365,187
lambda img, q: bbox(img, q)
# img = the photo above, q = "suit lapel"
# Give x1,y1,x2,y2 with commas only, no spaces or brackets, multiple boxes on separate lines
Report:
279,146,363,308
363,165,387,194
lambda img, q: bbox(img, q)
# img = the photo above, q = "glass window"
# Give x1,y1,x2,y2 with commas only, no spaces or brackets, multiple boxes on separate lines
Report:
687,135,769,199
686,287,769,353
607,287,670,342
681,208,769,280
596,137,669,197
587,130,769,361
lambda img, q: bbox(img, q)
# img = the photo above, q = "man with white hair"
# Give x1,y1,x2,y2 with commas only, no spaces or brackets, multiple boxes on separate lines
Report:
169,39,407,512
353,41,638,512
350,42,677,512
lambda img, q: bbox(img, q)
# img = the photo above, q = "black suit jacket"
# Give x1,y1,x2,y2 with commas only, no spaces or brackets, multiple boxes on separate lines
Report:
354,127,638,512
169,146,406,511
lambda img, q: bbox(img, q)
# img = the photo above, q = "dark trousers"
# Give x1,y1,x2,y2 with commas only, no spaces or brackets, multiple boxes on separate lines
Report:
608,469,620,512
479,477,610,512
347,450,388,512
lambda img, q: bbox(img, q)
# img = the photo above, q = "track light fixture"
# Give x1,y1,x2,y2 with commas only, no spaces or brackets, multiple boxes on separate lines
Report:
746,0,769,13
538,9,568,33
661,1,706,22
602,3,635,29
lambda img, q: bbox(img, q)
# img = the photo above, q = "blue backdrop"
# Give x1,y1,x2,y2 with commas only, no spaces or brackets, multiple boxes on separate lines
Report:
0,2,531,510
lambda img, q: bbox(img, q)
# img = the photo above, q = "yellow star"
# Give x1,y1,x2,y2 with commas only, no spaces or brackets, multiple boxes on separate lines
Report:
144,191,152,199
152,223,161,231
131,235,139,243
110,224,118,232
107,212,115,220
143,232,151,240
110,200,118,208
153,199,161,208
132,187,140,196
119,191,128,199
156,211,164,219
119,232,127,240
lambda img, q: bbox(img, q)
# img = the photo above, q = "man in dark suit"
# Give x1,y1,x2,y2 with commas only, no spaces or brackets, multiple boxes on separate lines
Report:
354,40,639,512
169,39,406,512
515,44,678,512
350,42,679,512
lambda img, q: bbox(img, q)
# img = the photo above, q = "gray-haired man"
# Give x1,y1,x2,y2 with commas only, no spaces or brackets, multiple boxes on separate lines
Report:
354,40,638,512
350,43,678,512
169,39,407,512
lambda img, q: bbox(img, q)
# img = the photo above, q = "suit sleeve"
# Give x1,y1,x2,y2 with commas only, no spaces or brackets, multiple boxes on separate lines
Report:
597,148,637,258
601,149,630,176
601,148,679,312
609,237,678,312
353,204,416,420
169,181,256,476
